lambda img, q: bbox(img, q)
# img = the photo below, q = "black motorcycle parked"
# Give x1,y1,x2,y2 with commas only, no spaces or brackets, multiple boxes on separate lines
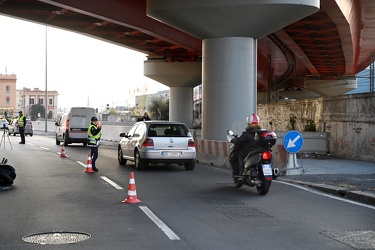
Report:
0,157,16,186
227,129,279,195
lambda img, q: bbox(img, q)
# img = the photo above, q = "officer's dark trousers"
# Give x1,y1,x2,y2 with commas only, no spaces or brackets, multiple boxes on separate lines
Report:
19,127,25,143
91,147,99,170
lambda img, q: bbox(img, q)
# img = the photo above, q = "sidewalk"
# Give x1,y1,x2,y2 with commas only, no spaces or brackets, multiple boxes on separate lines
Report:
277,155,375,206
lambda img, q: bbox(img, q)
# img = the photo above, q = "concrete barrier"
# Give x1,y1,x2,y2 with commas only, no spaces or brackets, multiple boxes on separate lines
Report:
100,123,132,143
195,139,231,169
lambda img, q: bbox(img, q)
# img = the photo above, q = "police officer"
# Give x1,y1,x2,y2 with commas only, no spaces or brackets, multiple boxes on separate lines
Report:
87,117,102,172
137,112,151,121
17,111,26,144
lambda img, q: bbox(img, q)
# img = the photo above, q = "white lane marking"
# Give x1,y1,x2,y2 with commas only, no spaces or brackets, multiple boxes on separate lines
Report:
277,180,375,211
100,176,123,190
76,161,86,168
40,147,50,151
139,206,180,241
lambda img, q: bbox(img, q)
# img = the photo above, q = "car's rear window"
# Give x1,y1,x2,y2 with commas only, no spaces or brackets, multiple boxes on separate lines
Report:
148,124,189,137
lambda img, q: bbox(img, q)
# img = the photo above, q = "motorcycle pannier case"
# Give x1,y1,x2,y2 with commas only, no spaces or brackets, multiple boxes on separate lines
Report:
256,130,277,147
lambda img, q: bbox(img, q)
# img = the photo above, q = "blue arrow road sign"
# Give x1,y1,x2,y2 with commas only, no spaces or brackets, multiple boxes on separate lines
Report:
283,130,304,153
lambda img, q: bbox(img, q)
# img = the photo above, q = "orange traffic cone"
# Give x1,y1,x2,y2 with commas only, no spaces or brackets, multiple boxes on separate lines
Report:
60,145,67,158
122,172,141,204
85,152,95,173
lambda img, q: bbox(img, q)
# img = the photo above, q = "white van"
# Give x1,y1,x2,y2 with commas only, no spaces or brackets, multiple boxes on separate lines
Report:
55,107,96,146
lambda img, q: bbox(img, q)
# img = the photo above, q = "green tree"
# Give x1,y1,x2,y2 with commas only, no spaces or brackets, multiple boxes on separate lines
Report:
148,95,169,120
30,104,45,121
108,108,118,115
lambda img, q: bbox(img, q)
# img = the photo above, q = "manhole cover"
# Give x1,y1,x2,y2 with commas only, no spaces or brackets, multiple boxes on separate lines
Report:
321,230,375,249
22,231,91,245
215,206,272,219
200,197,272,219
200,197,244,206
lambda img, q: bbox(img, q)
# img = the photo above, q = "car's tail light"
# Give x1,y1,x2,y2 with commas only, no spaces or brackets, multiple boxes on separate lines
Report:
188,139,195,147
66,119,69,131
142,138,154,147
261,151,272,161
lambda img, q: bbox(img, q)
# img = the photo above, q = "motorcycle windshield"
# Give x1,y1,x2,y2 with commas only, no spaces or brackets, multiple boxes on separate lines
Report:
230,119,248,137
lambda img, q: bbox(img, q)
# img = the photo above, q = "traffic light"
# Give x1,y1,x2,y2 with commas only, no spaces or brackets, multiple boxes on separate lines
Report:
106,104,109,110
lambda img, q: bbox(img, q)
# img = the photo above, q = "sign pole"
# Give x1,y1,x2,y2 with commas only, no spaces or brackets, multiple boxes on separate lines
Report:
285,153,303,175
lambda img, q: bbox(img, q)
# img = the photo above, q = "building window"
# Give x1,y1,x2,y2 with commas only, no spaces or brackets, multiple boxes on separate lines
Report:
39,98,44,105
5,97,10,104
6,85,10,93
49,98,53,105
29,98,35,105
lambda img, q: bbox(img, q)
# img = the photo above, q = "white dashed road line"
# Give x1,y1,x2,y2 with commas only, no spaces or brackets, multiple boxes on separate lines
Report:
74,159,180,240
76,161,86,168
100,176,123,190
139,206,180,241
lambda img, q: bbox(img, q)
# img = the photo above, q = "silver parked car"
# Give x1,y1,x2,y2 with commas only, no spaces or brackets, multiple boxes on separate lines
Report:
118,121,196,170
8,118,34,137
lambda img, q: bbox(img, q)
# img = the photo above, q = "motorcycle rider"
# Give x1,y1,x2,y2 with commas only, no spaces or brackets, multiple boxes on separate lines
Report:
230,114,262,177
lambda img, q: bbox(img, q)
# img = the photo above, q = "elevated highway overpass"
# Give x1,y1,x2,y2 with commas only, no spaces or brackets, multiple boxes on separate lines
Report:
0,0,374,141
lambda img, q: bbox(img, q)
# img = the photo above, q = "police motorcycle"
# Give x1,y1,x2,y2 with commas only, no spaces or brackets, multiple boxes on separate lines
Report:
0,157,16,186
227,117,279,195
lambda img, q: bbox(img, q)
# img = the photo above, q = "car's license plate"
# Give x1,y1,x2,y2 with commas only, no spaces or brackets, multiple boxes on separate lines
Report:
162,151,182,157
262,164,273,176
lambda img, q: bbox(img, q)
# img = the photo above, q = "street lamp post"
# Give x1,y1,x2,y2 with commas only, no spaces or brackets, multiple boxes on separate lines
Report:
45,26,48,132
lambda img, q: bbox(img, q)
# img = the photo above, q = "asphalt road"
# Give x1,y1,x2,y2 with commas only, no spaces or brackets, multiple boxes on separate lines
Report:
1,134,374,250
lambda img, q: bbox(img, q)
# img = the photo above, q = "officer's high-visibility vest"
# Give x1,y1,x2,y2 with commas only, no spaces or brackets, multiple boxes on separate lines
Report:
88,124,101,147
18,115,25,127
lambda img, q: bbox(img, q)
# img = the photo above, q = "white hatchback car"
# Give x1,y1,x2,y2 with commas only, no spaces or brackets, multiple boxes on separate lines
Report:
118,121,196,170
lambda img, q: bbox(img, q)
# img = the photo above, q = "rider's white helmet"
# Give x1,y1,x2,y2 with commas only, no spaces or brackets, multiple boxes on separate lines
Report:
246,114,260,125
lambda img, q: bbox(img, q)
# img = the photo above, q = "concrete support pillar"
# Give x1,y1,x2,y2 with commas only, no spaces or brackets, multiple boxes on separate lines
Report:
169,87,193,128
144,61,201,128
202,37,257,141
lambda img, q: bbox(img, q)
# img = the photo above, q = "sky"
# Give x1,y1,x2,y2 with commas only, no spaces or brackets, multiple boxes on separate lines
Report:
0,15,169,111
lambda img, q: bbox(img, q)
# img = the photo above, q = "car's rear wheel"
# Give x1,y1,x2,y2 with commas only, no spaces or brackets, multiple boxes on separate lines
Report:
55,135,60,145
118,147,127,165
184,160,196,170
134,150,145,170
